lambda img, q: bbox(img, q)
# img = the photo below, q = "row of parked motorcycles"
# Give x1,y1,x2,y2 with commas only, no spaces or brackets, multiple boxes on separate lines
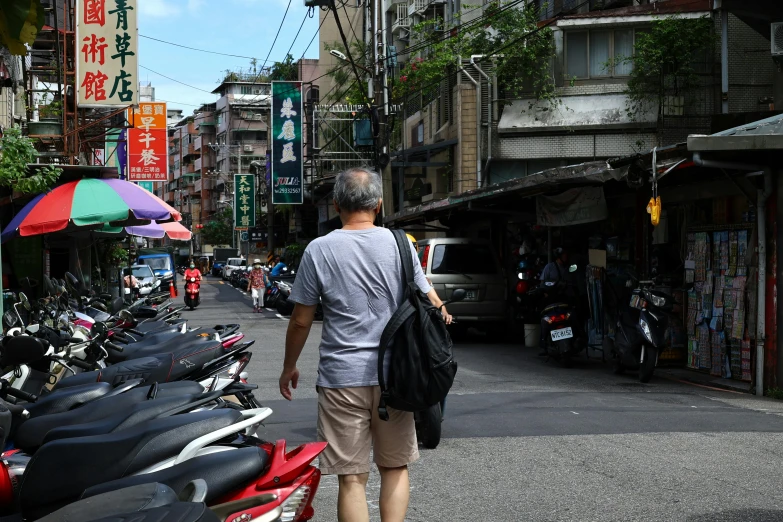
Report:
0,274,324,522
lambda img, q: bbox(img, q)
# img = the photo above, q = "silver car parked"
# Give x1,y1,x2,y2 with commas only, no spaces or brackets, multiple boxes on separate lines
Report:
417,238,507,326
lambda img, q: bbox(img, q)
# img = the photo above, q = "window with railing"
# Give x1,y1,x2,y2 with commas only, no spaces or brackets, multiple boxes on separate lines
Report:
566,28,636,79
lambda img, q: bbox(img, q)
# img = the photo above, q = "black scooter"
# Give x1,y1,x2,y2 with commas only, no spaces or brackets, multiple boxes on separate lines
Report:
611,276,675,383
531,265,585,367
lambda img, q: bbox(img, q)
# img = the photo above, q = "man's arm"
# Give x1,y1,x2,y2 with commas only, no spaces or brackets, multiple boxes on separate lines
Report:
279,303,317,400
426,288,452,324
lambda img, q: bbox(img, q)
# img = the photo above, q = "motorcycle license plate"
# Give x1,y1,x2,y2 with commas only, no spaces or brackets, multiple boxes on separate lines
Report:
550,327,573,341
465,290,477,300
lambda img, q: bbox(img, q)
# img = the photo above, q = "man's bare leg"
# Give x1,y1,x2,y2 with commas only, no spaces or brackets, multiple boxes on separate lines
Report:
338,473,370,522
378,465,410,522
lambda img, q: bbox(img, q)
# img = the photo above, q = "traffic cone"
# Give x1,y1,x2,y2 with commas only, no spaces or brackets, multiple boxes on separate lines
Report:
169,281,177,298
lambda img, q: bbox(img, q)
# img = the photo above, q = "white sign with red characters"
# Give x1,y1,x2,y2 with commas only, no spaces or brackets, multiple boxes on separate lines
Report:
76,0,138,107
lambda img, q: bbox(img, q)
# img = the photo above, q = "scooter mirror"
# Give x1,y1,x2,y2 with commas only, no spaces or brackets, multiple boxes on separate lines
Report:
568,264,578,273
18,292,31,311
119,309,134,323
2,311,17,329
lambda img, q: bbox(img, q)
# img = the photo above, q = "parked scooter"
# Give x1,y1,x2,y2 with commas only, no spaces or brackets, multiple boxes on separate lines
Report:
530,264,585,367
611,275,676,383
414,289,466,450
184,277,201,310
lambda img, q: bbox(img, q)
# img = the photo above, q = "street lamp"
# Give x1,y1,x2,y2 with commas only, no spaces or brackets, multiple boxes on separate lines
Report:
329,49,372,75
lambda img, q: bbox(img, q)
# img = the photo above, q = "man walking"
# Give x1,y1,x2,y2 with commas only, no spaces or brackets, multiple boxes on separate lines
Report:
279,167,451,522
246,259,268,313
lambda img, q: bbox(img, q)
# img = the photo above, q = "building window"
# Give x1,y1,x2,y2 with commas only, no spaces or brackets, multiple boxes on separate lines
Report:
566,29,636,79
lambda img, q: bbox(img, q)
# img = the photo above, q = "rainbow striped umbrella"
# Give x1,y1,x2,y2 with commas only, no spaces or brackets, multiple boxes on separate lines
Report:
101,220,192,241
1,178,181,243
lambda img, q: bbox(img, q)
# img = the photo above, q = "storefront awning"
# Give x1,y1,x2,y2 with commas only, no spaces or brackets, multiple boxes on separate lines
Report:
498,95,657,135
384,160,628,225
688,113,783,151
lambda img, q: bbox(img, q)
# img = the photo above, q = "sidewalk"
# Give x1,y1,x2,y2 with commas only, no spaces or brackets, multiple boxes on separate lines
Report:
657,367,752,394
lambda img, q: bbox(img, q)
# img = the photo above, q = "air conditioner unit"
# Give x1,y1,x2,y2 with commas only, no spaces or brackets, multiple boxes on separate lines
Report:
243,145,253,152
772,23,783,56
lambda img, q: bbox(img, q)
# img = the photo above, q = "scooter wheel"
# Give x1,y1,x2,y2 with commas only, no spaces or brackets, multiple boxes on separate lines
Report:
639,344,656,383
415,403,442,449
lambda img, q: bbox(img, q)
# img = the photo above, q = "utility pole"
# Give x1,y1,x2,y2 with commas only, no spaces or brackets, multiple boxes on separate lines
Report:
372,0,389,223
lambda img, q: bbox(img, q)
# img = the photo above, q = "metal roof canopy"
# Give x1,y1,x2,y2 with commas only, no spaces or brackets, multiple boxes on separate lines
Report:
384,160,629,225
688,113,783,152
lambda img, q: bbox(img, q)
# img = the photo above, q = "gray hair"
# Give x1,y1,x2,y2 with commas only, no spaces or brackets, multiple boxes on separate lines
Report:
333,167,382,212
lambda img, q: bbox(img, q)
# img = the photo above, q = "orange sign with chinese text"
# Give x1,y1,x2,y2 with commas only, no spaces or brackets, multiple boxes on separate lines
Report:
127,128,167,181
132,102,167,129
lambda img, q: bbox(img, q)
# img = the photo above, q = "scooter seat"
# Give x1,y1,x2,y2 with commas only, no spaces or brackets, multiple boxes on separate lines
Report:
16,385,203,452
37,483,179,522
107,335,222,364
83,447,268,505
26,382,113,418
542,302,570,315
85,503,219,522
20,409,242,520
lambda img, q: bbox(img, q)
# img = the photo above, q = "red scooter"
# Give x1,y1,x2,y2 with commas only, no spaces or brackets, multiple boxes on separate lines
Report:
185,276,201,310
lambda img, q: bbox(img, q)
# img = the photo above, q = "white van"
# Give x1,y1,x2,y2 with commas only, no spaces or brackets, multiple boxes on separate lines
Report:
222,257,246,280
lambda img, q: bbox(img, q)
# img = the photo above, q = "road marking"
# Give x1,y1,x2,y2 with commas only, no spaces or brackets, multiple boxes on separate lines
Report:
265,308,274,312
276,314,287,320
691,406,697,408
571,411,579,415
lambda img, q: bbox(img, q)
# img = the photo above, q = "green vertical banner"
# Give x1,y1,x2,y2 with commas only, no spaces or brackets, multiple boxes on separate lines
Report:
234,174,256,229
271,81,304,204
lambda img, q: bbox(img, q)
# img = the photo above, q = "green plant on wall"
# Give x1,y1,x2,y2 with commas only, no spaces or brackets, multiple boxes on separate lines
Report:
0,126,61,194
615,15,715,121
393,2,557,105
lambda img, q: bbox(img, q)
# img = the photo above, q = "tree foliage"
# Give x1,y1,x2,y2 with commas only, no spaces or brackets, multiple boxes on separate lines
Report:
619,15,715,120
201,206,234,246
393,2,556,104
270,54,299,81
322,40,371,105
0,126,61,194
0,0,46,55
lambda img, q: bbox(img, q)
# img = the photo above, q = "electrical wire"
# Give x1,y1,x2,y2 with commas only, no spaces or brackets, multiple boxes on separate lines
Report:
260,0,293,78
139,65,217,94
139,35,266,62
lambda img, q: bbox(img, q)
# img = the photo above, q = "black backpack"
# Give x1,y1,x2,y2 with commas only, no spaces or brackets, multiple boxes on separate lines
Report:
377,230,458,421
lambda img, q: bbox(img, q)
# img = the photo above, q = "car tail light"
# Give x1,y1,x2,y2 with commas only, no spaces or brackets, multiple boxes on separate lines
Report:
516,281,529,294
421,245,430,271
545,312,571,324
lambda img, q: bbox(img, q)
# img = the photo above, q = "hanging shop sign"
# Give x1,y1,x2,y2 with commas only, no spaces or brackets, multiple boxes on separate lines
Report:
234,174,256,230
536,186,608,227
76,0,139,107
105,128,127,179
271,81,303,205
127,128,167,181
132,102,167,130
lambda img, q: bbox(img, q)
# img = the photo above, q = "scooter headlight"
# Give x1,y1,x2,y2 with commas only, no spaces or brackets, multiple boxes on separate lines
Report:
639,318,653,343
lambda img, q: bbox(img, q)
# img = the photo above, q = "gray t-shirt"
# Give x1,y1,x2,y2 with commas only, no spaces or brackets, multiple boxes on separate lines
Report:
289,227,432,388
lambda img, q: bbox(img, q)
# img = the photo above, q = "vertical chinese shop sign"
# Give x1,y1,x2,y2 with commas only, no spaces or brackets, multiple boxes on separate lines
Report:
234,174,256,230
77,0,138,107
271,81,303,205
127,102,167,181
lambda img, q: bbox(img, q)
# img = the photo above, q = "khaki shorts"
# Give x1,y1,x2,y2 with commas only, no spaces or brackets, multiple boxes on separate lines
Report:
317,386,419,475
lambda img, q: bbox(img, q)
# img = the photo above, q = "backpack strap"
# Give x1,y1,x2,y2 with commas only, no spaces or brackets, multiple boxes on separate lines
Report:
376,229,416,421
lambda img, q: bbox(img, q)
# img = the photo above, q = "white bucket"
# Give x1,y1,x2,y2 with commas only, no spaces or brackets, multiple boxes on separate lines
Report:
524,324,540,348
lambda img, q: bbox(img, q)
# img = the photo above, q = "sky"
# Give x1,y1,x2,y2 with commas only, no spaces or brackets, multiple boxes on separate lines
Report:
137,0,321,113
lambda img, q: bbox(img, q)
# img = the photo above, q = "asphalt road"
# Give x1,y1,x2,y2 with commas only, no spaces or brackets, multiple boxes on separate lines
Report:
189,276,783,521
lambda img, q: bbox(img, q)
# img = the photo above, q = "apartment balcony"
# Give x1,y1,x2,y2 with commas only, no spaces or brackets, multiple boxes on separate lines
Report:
194,157,203,171
201,177,216,191
184,142,199,157
183,163,196,175
187,182,199,197
194,135,202,151
392,4,410,33
194,178,202,193
232,140,268,156
384,0,406,11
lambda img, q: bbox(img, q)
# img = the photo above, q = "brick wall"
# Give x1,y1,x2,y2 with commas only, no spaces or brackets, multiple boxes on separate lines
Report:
728,14,774,113
499,132,657,160
456,84,478,192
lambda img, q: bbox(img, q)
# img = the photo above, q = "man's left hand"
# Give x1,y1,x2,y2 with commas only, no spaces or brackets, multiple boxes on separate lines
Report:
441,307,453,325
279,366,300,401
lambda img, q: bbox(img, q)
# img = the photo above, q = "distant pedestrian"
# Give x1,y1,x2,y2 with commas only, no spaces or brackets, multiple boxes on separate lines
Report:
279,167,451,522
247,259,268,312
270,256,287,276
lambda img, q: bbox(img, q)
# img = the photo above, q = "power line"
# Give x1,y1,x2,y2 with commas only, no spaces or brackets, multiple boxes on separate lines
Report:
140,35,266,62
139,65,217,94
261,0,293,76
283,8,312,60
